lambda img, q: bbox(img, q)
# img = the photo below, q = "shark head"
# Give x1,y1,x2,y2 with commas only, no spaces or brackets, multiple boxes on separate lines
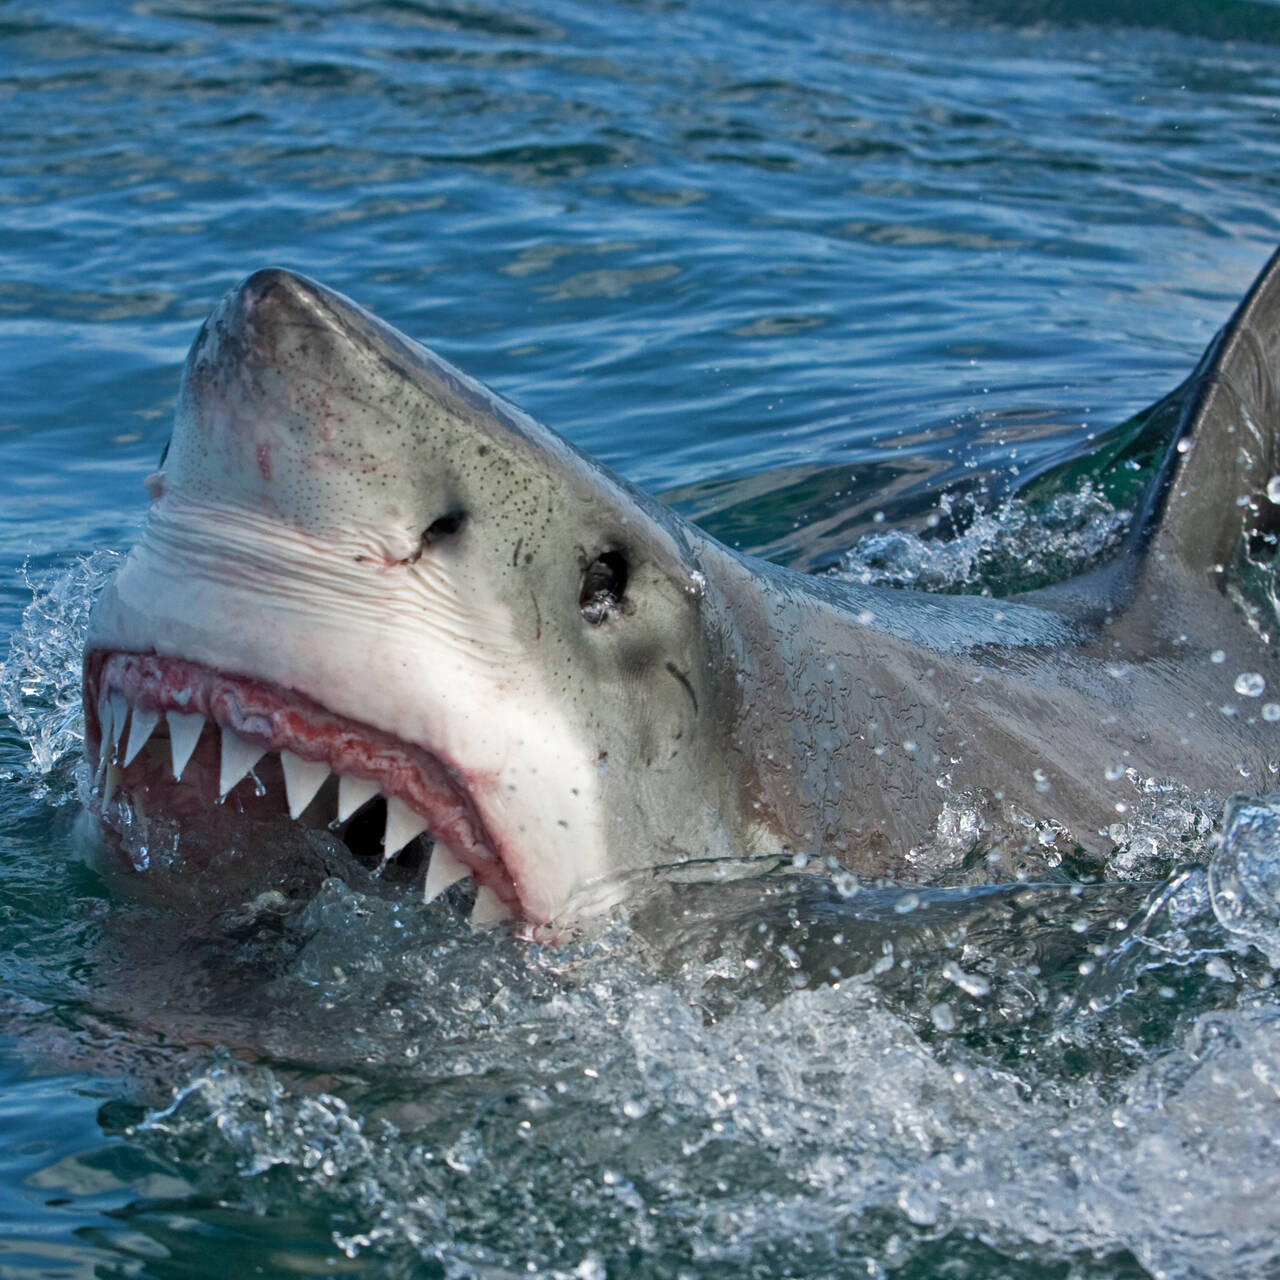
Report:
84,269,751,925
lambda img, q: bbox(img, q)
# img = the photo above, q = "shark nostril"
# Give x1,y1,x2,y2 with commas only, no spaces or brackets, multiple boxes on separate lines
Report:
421,510,467,548
394,511,468,566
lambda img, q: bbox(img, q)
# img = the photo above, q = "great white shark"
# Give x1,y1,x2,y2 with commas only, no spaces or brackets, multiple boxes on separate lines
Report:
83,251,1280,926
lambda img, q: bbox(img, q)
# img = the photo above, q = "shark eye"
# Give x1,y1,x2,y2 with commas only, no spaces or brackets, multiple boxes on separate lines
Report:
421,510,466,547
580,551,629,625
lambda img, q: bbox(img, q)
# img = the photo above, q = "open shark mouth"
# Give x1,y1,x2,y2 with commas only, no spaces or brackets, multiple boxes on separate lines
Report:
82,651,522,925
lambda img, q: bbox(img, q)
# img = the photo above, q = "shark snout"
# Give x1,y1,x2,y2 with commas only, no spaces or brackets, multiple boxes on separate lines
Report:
238,265,304,312
182,268,319,398
166,266,581,563
231,267,361,372
167,268,451,530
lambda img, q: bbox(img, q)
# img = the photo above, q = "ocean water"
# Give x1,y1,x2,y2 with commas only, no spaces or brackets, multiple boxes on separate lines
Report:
3,1,1280,1276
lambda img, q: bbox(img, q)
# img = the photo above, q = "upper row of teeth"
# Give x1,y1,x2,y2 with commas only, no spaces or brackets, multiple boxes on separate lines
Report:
94,691,510,924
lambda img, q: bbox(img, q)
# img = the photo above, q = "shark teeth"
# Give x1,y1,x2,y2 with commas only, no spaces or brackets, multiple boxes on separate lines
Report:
95,690,114,783
337,774,380,823
470,884,512,928
107,693,129,760
122,706,160,767
380,795,430,866
280,749,329,819
219,727,266,798
423,841,469,902
93,690,507,916
166,711,206,780
96,688,113,748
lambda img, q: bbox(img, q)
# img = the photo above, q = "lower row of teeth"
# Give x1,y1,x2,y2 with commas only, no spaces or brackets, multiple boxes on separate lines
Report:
93,691,511,925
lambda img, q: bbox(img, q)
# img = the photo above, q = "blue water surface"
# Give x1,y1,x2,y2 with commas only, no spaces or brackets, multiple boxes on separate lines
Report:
3,1,1280,1276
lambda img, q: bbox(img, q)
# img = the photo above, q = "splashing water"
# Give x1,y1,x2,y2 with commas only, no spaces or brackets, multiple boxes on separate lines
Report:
97,868,1280,1279
1103,773,1223,882
3,541,1279,1279
0,552,117,792
838,484,1131,594
1210,793,1280,967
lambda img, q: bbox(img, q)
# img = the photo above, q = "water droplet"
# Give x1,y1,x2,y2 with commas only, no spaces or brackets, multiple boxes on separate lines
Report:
897,1186,940,1226
930,1002,956,1032
1265,703,1280,722
832,870,858,897
1104,762,1124,782
1210,650,1226,664
1235,672,1265,698
1267,476,1280,504
942,962,990,998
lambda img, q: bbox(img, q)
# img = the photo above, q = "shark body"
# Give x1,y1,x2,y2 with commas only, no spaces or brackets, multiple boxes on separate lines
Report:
83,252,1280,923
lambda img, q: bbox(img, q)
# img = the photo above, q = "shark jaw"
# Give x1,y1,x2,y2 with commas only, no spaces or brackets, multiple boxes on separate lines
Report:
81,502,623,929
83,650,521,926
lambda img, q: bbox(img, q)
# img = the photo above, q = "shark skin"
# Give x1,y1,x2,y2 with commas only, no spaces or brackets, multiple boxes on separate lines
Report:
82,250,1280,926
